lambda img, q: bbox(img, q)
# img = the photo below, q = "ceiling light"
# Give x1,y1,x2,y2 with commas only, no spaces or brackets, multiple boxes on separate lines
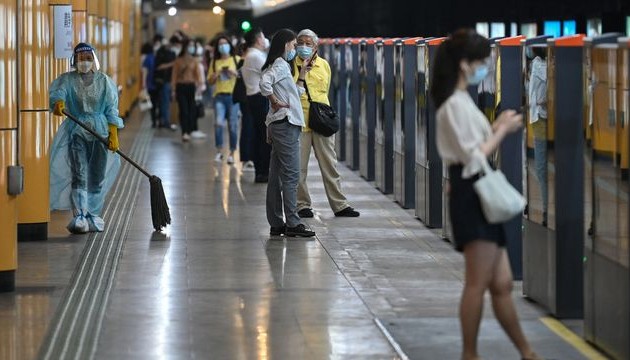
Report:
214,0,224,3
168,6,177,16
212,5,222,14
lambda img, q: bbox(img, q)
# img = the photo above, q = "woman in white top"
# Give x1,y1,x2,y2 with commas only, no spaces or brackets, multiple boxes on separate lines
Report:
259,29,315,238
431,29,541,360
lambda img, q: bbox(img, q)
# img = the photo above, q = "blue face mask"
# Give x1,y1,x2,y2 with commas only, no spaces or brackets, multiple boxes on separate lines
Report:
219,43,231,55
285,49,297,61
467,64,489,85
296,45,313,59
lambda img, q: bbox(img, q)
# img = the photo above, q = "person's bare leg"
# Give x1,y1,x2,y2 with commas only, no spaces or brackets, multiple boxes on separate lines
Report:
460,241,500,360
488,249,540,359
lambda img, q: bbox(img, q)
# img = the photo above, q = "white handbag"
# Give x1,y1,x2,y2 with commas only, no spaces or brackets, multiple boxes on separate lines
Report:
473,158,526,224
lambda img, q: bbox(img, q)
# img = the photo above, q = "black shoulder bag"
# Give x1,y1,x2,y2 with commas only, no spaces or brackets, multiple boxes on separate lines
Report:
232,56,247,104
303,81,339,137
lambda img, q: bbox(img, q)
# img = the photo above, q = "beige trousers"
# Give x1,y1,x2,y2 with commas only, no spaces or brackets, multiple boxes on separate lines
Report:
297,131,348,213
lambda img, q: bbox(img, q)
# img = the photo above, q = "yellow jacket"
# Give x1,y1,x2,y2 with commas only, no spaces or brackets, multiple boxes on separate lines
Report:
293,56,331,131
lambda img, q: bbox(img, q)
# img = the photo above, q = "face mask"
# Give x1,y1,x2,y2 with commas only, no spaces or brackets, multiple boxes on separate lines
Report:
466,64,489,85
187,45,196,55
296,45,313,60
263,38,270,50
171,46,181,54
285,48,297,62
196,46,204,56
76,61,93,73
219,44,231,55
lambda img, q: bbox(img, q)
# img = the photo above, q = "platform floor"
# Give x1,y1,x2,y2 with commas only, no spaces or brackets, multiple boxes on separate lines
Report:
0,108,607,359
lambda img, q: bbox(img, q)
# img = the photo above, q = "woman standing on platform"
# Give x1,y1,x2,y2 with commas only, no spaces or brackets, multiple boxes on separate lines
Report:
431,29,541,360
259,29,315,238
172,38,202,142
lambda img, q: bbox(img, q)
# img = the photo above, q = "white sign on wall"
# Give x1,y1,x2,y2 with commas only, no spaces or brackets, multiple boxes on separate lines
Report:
54,5,73,59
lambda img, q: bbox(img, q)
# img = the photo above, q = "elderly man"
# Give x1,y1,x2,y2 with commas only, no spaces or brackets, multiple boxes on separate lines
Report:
293,29,360,218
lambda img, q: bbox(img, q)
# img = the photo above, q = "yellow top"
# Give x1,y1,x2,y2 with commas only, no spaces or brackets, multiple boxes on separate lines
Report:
208,56,241,94
293,56,331,131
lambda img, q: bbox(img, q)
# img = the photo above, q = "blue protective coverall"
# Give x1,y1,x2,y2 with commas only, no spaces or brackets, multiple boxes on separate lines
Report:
49,70,124,233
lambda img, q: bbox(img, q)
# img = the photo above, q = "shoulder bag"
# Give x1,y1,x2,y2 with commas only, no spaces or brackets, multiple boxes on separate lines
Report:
303,81,339,137
473,158,526,224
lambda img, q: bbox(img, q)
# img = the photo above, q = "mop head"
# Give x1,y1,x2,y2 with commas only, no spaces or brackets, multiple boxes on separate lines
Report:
149,175,171,231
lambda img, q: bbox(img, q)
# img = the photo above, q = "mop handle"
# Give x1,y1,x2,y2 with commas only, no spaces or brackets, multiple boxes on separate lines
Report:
62,109,152,179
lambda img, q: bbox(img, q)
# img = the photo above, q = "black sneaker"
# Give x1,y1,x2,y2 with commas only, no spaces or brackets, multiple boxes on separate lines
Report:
285,224,315,237
298,208,314,218
270,225,286,236
334,207,360,217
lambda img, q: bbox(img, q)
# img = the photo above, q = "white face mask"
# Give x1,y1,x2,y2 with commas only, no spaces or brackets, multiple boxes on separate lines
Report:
263,38,270,50
77,61,93,73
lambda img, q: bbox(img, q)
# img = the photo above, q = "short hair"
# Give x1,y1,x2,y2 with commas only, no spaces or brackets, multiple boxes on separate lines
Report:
297,29,319,45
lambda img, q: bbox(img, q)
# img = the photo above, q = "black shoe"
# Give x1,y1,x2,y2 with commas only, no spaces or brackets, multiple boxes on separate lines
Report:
334,207,360,217
255,175,268,183
270,225,286,236
298,208,314,218
285,224,315,237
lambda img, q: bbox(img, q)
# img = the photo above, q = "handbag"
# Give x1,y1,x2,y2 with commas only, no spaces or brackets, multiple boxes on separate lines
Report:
473,158,526,224
138,89,152,112
303,81,339,137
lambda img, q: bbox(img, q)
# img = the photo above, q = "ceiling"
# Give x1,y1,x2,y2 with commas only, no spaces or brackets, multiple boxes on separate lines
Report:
148,0,311,16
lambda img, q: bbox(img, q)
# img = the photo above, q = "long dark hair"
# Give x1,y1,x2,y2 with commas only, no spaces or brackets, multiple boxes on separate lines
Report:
430,29,490,108
213,35,235,59
262,29,296,74
179,39,191,57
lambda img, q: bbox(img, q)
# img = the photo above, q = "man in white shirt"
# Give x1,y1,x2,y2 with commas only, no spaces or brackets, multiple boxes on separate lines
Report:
242,29,271,183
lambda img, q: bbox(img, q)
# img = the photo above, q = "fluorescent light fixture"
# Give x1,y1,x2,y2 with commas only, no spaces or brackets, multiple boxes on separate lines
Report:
214,0,224,3
168,6,177,16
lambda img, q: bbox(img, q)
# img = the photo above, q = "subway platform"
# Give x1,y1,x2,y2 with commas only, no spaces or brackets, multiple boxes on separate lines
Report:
0,108,606,359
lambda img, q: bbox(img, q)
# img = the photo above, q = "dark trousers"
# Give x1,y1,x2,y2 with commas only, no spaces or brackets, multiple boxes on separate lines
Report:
239,99,254,162
247,93,271,177
176,83,196,135
149,87,161,125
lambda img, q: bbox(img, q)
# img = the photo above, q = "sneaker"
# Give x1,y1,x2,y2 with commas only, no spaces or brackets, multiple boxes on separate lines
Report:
242,161,255,172
298,208,314,218
270,225,286,236
190,130,207,139
214,153,224,162
285,224,315,237
170,124,178,131
182,133,191,142
334,207,360,217
227,155,235,165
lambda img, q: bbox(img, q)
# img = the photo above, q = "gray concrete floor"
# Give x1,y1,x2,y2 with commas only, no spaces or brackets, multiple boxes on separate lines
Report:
0,108,600,359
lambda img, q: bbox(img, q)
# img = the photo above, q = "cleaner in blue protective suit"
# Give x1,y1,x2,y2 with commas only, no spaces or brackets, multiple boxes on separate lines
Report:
49,42,124,234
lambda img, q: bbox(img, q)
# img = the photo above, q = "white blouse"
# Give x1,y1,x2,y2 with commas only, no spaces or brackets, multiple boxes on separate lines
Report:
436,90,492,178
259,57,305,127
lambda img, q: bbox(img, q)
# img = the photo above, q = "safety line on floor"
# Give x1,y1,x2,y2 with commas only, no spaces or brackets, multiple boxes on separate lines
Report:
373,318,410,360
540,317,608,360
38,116,154,360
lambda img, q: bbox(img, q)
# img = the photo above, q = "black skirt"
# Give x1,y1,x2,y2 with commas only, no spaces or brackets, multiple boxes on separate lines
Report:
448,164,507,252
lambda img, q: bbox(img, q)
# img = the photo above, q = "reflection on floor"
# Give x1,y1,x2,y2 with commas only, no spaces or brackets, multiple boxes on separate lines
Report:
0,108,602,359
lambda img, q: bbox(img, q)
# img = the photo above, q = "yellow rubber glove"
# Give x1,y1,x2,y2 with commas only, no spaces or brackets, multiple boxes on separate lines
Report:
107,124,119,152
53,100,65,116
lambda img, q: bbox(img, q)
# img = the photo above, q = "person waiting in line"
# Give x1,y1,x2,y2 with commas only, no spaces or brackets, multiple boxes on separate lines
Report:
188,39,207,139
431,29,541,360
259,29,315,238
242,28,272,183
172,39,203,142
207,35,241,164
154,36,181,130
235,40,255,172
140,42,160,127
526,46,548,227
293,29,360,218
49,43,124,234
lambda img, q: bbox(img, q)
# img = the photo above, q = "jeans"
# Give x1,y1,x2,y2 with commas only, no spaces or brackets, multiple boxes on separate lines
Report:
247,94,271,177
266,120,302,228
176,83,196,135
214,93,240,151
239,99,254,162
159,82,172,127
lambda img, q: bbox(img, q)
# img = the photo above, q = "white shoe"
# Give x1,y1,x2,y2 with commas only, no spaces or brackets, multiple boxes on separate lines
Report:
227,155,235,165
190,130,207,139
215,153,224,162
182,133,191,142
242,161,255,172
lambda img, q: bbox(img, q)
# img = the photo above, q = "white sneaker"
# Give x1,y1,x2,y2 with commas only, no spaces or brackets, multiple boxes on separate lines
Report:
190,130,207,139
215,153,224,162
182,133,191,142
242,161,255,172
227,155,235,165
